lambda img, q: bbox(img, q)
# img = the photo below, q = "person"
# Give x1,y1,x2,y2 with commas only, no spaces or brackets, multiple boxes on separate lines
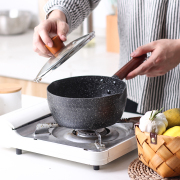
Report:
33,0,180,114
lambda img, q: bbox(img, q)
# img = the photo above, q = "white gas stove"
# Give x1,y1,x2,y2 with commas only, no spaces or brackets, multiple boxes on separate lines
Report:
0,101,140,170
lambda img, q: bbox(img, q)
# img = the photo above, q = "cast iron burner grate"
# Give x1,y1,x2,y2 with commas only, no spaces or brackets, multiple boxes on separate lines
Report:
34,123,119,151
73,128,109,138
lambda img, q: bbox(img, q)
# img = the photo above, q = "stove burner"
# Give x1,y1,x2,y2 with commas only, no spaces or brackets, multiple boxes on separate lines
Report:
52,127,119,144
73,128,109,138
33,122,133,151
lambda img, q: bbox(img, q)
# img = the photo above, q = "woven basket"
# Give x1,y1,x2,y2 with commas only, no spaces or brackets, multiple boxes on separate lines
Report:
135,126,180,178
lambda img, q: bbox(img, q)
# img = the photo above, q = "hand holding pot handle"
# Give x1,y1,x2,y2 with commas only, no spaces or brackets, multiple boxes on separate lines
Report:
113,54,147,80
45,36,65,57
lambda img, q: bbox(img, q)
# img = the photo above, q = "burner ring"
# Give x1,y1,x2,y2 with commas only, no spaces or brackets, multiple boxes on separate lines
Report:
74,128,108,138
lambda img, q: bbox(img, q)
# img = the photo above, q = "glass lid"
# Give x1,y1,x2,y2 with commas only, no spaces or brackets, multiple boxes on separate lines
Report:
34,31,95,83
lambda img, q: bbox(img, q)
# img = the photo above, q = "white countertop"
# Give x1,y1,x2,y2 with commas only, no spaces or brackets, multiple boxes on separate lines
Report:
0,30,119,84
0,95,139,180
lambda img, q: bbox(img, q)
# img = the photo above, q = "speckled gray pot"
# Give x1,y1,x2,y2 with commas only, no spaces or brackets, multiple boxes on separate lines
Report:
47,76,127,130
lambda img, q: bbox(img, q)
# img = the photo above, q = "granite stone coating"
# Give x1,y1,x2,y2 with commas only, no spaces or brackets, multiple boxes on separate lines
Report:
47,76,127,130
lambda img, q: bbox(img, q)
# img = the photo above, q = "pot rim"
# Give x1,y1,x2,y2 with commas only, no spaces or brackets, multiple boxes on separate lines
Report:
47,75,127,100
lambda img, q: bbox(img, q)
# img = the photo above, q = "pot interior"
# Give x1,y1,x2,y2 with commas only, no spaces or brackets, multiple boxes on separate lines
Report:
47,76,126,98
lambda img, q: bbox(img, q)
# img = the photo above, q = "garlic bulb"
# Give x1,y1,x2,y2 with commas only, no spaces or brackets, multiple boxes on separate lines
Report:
139,110,168,135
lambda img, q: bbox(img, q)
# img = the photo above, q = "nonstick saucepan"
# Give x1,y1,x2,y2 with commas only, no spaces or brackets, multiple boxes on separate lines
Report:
47,43,147,130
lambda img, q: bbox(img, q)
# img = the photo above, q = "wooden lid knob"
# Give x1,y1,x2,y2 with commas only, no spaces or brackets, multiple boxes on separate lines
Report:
45,36,65,56
0,83,22,94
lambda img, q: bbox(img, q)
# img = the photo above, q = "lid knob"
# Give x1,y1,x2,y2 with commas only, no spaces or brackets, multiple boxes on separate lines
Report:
45,36,65,56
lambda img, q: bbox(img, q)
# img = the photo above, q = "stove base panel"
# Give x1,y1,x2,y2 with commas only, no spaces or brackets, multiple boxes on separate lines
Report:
5,130,137,166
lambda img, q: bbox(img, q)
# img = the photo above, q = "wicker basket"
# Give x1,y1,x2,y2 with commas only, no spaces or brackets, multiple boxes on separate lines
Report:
135,126,180,178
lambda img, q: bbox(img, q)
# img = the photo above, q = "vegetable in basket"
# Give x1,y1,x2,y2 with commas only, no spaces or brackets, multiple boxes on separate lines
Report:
139,108,168,135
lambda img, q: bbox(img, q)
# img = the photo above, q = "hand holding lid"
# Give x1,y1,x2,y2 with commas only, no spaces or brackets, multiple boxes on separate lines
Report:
34,32,95,83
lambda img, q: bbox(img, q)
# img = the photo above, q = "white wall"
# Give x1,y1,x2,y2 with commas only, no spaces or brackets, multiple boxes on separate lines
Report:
93,0,116,37
93,0,106,37
0,0,113,37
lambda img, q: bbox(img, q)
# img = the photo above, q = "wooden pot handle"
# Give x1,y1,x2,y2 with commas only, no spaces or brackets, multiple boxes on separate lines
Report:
45,35,65,56
113,54,147,80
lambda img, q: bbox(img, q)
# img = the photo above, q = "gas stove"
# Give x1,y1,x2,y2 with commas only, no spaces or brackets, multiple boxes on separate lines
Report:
0,101,139,170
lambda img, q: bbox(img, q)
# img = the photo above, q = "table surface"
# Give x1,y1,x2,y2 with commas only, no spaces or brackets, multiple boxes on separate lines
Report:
0,95,139,180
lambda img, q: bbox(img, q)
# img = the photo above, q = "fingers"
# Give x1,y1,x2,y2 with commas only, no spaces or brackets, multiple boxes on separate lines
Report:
126,41,163,79
33,19,69,57
39,28,53,47
57,20,69,41
145,66,167,77
126,50,159,79
33,29,53,57
34,21,54,47
33,47,52,58
126,39,180,79
48,9,68,41
131,41,156,57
